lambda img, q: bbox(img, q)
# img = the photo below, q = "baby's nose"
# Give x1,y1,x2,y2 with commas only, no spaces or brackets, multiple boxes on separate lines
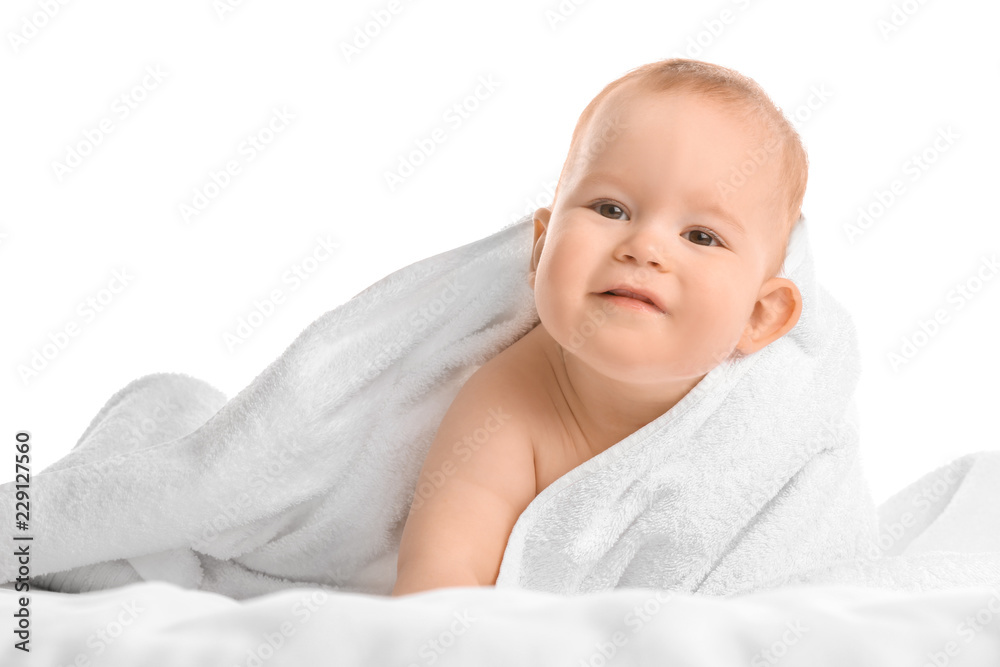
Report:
620,231,668,268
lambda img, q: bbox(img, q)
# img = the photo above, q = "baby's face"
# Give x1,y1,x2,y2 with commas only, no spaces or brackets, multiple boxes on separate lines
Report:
530,87,796,384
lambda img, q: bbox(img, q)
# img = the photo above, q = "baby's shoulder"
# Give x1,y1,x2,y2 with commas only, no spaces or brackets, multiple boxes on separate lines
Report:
466,327,587,497
462,325,570,456
463,325,551,416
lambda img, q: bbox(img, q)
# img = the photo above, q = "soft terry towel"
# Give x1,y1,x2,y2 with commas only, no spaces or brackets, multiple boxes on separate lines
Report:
2,214,998,599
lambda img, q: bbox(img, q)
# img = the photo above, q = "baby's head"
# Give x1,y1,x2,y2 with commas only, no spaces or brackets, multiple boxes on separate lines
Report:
529,58,807,384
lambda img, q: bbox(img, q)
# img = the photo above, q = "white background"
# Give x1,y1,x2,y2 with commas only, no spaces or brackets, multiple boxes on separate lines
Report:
1,0,997,504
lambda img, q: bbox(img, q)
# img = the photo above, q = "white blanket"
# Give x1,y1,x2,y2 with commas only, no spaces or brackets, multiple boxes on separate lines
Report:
1,214,998,599
3,579,1000,666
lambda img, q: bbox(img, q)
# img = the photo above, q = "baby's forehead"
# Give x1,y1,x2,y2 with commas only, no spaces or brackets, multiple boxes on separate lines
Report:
592,83,762,136
580,89,779,178
577,86,776,178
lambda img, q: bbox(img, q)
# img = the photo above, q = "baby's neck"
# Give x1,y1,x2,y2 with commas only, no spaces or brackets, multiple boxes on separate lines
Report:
531,324,704,456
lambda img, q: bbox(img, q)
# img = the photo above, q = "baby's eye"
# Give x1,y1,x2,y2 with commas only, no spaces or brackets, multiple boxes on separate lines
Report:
684,229,722,247
594,201,628,220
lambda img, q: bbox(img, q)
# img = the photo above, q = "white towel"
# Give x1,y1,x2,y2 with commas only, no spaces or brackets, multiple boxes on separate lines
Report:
765,450,1000,592
2,214,998,599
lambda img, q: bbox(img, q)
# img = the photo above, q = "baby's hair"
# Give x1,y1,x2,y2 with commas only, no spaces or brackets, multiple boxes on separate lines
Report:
553,58,808,278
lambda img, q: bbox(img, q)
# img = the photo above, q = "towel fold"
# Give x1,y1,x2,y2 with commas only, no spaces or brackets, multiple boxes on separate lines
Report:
3,214,998,599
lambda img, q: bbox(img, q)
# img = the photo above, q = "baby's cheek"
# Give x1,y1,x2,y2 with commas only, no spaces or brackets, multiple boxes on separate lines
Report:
682,296,747,366
532,269,575,342
679,327,734,373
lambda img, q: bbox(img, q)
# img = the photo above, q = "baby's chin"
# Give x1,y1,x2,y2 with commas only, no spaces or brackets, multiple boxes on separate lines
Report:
567,338,726,385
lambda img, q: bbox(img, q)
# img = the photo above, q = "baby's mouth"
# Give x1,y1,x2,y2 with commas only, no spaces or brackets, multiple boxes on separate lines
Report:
603,289,655,306
598,290,665,315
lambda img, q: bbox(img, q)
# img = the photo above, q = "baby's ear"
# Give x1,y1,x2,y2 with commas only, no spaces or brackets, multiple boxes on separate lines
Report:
734,277,802,355
529,207,551,289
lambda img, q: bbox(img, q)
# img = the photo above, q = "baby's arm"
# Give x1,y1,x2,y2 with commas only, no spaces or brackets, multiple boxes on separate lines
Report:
391,368,534,596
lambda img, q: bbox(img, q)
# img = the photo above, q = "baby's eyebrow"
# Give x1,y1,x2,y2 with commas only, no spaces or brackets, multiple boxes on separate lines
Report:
578,172,628,191
689,197,746,237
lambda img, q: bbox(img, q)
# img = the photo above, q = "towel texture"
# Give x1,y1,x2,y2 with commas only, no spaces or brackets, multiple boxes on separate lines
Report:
2,214,998,599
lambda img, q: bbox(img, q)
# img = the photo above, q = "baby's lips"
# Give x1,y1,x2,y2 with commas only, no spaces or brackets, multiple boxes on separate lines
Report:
596,290,667,315
596,284,667,314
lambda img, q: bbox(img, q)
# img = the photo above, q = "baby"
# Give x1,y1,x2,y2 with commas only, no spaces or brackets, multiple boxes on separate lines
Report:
391,58,807,596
